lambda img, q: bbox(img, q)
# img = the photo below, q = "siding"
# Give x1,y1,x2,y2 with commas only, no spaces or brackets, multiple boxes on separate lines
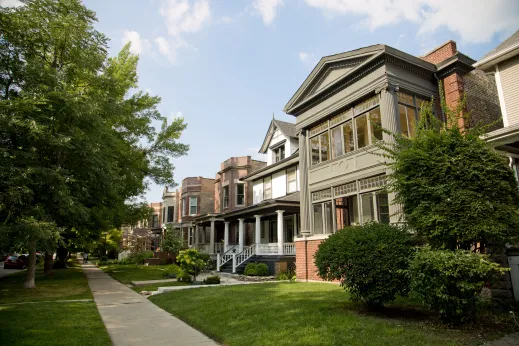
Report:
499,55,519,126
272,171,286,199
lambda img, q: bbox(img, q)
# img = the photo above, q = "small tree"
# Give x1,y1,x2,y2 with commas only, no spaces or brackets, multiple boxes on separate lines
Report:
382,95,519,250
315,223,413,309
176,248,206,282
161,225,185,256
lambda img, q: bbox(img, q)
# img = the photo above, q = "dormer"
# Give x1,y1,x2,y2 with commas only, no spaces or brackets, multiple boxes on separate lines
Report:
259,119,298,166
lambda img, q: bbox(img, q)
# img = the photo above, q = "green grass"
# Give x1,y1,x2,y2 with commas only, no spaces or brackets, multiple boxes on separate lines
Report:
99,264,170,284
131,281,187,292
0,302,111,346
0,260,111,346
150,282,508,346
0,261,92,304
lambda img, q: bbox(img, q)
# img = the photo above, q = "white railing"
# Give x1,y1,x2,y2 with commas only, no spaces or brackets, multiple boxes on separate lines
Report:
236,245,255,268
214,243,224,254
219,245,238,268
283,243,296,255
257,244,278,255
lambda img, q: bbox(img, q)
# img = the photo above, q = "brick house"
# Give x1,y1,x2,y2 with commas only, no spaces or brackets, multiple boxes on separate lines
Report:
284,41,501,281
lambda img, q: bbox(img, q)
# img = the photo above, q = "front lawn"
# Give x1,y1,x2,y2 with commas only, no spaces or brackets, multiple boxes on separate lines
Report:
0,260,111,346
99,264,170,284
150,282,507,346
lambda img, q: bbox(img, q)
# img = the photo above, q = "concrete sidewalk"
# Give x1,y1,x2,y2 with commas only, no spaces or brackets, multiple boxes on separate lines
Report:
82,264,218,346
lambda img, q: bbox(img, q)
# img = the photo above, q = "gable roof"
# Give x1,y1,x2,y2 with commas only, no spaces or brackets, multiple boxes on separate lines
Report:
259,119,297,153
474,29,519,70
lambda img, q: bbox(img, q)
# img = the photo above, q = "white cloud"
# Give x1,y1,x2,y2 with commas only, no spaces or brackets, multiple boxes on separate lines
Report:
154,36,177,63
299,52,309,63
304,0,519,44
159,0,211,36
221,16,233,24
253,0,284,25
0,0,22,7
122,30,151,55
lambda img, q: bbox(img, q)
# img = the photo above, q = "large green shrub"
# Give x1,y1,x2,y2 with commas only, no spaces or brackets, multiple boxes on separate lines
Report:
409,247,507,325
315,222,413,309
126,250,153,265
203,275,221,285
162,264,181,278
244,262,269,276
382,97,519,250
177,248,206,282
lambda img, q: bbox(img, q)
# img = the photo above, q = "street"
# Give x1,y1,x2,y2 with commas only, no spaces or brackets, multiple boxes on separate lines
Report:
0,262,23,278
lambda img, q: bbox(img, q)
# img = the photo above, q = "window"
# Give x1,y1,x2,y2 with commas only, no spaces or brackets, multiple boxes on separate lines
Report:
369,107,383,141
287,167,297,193
264,176,272,200
152,215,159,228
236,184,245,205
167,206,174,222
189,196,197,215
313,201,333,234
360,193,375,223
335,196,359,230
360,192,390,224
356,114,369,149
377,193,390,224
331,126,343,158
399,104,416,137
182,198,186,216
223,185,229,209
343,120,354,153
320,132,329,162
273,145,285,162
311,136,320,165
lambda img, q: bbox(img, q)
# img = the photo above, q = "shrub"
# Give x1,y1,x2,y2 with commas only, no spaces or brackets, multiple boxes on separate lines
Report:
276,271,296,282
162,264,181,278
315,222,413,309
176,269,192,283
409,247,507,325
98,260,108,266
244,262,269,276
203,275,221,285
126,250,154,265
177,248,206,282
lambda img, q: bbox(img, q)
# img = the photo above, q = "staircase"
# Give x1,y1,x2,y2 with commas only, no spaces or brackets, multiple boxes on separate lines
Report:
219,245,255,274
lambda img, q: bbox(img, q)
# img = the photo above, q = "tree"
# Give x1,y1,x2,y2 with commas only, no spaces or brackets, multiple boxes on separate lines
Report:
177,248,206,282
381,94,519,251
0,0,188,288
161,225,186,256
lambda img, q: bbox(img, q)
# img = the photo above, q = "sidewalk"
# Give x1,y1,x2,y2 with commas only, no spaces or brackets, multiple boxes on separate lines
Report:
82,263,218,346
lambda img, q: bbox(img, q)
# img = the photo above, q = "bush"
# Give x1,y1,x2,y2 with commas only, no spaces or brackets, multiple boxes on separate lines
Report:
177,248,206,282
203,275,221,285
162,264,181,278
176,269,192,283
276,271,296,282
244,262,269,276
98,260,108,266
409,247,507,325
315,222,413,309
125,251,153,265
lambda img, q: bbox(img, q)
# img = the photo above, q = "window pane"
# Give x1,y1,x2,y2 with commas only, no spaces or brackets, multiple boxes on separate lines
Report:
190,197,197,215
342,121,354,153
369,107,382,141
323,201,333,233
223,186,229,208
407,107,416,137
287,168,297,193
311,137,320,165
237,184,244,205
361,193,374,223
320,132,329,162
399,104,410,137
356,114,369,148
313,204,323,234
331,126,343,158
377,193,390,224
347,195,359,225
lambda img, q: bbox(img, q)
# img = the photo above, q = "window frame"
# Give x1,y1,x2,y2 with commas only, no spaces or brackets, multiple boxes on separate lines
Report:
263,176,272,200
223,185,229,209
236,183,245,206
273,145,285,163
189,196,197,216
286,167,297,193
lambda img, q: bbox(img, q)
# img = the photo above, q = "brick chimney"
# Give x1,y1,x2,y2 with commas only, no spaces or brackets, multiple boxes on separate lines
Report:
421,41,465,129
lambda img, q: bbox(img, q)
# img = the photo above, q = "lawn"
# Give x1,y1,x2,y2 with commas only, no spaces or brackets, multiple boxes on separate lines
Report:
99,263,170,284
0,260,111,346
150,282,509,346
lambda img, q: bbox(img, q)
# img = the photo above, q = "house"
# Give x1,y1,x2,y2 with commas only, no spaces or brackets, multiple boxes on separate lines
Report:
214,119,301,274
474,29,519,301
284,41,501,281
162,187,179,227
191,156,266,256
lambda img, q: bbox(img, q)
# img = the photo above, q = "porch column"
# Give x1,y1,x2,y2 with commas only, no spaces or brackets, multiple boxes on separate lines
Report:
194,225,199,246
238,218,245,253
254,215,261,254
299,129,311,236
276,210,284,255
224,221,230,250
210,219,215,254
378,83,402,224
187,227,192,247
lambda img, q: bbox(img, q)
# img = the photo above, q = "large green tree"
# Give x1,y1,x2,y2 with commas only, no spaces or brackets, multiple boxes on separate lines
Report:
382,96,519,251
0,0,188,288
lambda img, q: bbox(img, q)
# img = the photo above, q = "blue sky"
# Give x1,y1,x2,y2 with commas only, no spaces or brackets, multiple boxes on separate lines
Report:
9,0,518,203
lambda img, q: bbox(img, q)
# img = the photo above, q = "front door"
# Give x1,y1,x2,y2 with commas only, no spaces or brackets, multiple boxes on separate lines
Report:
269,220,277,243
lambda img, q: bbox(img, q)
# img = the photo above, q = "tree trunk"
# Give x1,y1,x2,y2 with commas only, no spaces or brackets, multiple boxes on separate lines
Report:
54,245,68,269
23,239,37,289
43,252,54,277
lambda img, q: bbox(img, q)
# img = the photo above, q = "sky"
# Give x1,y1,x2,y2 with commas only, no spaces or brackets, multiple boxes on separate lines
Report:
3,0,519,203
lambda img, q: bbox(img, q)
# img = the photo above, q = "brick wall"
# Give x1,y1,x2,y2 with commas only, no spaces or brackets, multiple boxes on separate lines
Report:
295,239,325,281
421,41,457,64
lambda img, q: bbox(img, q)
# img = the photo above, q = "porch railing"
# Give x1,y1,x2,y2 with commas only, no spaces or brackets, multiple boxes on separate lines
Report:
283,243,296,255
218,244,238,269
257,244,278,255
236,245,255,268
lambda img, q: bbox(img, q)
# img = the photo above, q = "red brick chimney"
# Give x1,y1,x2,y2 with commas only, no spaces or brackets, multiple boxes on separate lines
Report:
421,41,465,129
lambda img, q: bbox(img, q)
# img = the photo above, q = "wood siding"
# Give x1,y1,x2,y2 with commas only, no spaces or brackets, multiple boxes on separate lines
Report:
499,55,519,126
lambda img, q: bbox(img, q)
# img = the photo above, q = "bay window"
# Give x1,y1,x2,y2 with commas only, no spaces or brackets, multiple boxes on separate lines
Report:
398,91,432,137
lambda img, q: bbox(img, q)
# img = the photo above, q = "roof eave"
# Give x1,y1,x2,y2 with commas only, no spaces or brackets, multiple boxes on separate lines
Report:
474,44,519,71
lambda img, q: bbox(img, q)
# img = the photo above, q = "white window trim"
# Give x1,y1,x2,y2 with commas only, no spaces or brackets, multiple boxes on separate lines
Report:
236,183,245,206
263,176,272,200
189,196,197,216
286,167,298,193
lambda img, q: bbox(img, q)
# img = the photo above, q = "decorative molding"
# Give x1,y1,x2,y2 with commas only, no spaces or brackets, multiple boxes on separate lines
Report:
375,82,400,94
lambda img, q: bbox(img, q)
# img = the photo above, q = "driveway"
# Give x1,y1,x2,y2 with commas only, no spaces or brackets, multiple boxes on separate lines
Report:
0,262,23,278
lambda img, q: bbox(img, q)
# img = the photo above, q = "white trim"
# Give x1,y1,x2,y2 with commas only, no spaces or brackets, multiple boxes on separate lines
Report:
294,233,331,242
495,64,509,127
474,43,519,69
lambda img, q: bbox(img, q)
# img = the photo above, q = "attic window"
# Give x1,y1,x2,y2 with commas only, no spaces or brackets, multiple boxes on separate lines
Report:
273,145,285,163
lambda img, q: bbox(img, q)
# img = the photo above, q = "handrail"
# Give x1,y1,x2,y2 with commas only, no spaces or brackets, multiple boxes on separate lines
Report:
219,245,238,268
236,244,255,268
